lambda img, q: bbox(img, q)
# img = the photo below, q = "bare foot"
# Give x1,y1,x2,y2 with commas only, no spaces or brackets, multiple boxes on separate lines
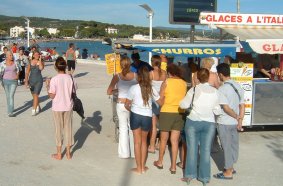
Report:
131,168,142,175
66,153,72,160
51,153,62,160
142,166,149,174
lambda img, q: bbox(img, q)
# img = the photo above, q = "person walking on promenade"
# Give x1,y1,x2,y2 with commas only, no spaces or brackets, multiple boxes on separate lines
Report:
214,63,245,179
25,50,44,116
0,51,21,117
66,43,76,74
148,55,166,154
180,68,221,186
107,56,138,158
17,47,28,85
153,63,187,174
192,58,220,88
125,65,163,174
46,57,74,160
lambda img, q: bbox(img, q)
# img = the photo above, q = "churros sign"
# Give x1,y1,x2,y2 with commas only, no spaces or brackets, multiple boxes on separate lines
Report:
199,12,283,26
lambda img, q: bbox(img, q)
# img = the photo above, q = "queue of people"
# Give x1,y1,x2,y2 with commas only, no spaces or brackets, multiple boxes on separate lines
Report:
107,53,245,186
0,42,246,185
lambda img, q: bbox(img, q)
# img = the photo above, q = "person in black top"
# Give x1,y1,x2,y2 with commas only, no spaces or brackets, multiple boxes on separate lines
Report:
0,47,8,63
130,52,153,73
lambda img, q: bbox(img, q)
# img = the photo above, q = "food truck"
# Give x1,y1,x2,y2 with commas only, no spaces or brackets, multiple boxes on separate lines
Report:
199,12,283,126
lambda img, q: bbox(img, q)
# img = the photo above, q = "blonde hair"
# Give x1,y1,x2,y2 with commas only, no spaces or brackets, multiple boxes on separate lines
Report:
201,58,214,70
120,56,131,76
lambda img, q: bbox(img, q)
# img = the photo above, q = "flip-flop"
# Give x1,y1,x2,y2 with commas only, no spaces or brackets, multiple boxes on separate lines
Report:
153,161,163,169
213,173,233,180
148,150,155,154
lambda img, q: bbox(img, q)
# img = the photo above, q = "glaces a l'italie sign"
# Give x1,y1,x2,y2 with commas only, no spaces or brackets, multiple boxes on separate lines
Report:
200,12,283,26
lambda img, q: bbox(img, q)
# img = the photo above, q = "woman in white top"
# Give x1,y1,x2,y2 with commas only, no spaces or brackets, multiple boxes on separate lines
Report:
107,56,137,158
148,55,166,153
179,68,221,186
125,65,163,174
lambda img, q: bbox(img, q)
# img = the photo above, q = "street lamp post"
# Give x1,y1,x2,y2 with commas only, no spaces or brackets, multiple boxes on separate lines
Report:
23,17,30,47
139,4,154,64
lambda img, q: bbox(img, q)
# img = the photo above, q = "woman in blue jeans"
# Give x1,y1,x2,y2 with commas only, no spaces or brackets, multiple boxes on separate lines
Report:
0,51,21,117
179,68,221,186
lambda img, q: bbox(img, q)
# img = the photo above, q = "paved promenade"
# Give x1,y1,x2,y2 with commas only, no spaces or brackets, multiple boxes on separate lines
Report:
0,62,283,186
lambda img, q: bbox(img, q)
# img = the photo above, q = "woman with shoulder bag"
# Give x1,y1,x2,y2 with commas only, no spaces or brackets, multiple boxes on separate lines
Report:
180,68,221,186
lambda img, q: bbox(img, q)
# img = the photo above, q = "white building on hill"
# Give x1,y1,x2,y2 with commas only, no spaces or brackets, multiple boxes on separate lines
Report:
47,28,58,35
105,27,118,34
10,26,25,37
133,34,149,41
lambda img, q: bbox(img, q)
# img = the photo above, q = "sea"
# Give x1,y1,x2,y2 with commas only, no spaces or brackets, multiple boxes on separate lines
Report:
38,40,188,63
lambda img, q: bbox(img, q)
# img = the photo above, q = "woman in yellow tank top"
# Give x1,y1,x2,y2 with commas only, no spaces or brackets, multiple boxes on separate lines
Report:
153,63,187,174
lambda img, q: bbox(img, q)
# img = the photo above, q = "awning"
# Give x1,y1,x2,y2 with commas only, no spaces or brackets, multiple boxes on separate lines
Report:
131,43,237,58
217,25,283,54
246,39,283,54
217,25,283,40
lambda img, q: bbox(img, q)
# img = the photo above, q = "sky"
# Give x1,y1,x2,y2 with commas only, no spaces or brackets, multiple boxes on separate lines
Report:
0,0,283,28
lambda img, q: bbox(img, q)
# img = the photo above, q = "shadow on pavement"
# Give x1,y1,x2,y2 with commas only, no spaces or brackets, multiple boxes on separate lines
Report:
261,133,283,162
14,95,49,116
74,72,89,78
72,111,102,155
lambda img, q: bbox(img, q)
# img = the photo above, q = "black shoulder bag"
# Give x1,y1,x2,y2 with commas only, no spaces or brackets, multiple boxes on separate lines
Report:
184,87,196,116
71,76,85,119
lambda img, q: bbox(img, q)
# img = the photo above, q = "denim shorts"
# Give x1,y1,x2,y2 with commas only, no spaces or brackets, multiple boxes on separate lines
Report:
130,112,152,131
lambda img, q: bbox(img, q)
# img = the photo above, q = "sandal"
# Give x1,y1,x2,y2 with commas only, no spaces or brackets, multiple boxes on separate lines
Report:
153,161,163,169
169,168,176,174
177,162,184,169
213,173,233,180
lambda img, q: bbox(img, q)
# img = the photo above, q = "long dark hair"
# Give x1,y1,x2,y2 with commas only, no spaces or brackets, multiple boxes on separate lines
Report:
137,66,152,106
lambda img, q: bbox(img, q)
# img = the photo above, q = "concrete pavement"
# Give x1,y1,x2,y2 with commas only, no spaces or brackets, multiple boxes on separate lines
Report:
0,62,283,186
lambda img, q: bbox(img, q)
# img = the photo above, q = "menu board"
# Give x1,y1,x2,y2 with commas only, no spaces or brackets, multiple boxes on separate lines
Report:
230,63,254,126
105,53,121,75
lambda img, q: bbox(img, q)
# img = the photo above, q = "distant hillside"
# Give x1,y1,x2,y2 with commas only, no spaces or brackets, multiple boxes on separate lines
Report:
0,15,229,39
